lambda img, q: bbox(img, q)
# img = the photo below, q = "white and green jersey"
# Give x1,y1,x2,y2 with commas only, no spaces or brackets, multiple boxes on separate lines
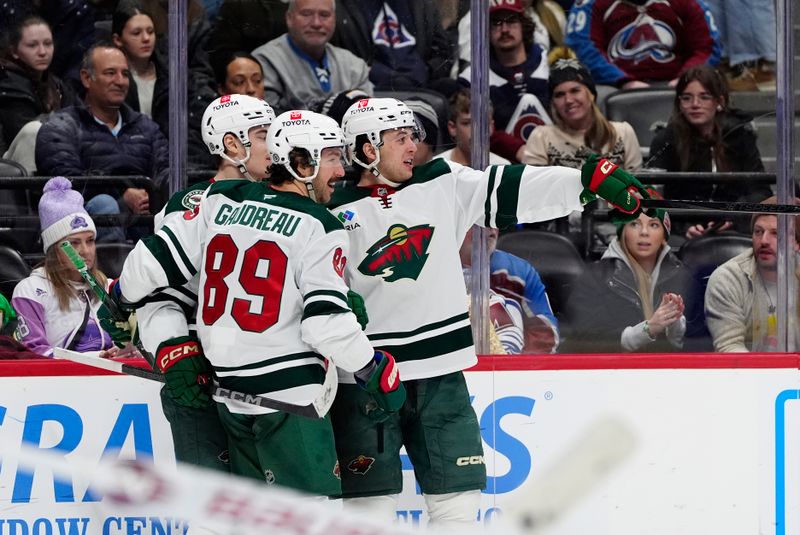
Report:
327,159,582,380
136,180,213,356
121,179,373,414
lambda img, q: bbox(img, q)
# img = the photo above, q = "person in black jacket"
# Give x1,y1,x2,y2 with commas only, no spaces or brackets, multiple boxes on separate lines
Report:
648,65,772,237
0,15,76,162
35,42,169,241
111,0,218,169
330,0,456,92
564,209,695,353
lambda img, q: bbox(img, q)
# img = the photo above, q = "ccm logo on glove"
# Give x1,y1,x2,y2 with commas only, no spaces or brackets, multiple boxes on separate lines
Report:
590,158,619,192
157,342,201,371
382,360,399,392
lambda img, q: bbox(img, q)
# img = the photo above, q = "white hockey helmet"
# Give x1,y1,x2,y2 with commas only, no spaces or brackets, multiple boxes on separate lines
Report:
340,97,425,186
202,94,276,155
268,110,346,187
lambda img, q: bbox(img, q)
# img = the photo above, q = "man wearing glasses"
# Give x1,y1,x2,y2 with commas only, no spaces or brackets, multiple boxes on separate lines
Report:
458,0,550,149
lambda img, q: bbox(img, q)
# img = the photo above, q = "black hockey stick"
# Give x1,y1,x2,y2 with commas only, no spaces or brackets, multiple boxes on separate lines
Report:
642,199,800,215
53,348,337,418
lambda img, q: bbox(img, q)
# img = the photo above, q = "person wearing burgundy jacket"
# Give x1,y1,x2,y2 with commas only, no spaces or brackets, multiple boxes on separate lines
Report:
565,0,721,88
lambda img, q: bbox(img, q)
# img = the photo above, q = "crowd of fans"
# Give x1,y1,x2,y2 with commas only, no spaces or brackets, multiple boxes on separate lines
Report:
0,0,793,358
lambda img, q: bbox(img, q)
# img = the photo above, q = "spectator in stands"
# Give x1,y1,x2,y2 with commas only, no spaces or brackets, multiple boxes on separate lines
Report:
462,226,560,353
112,1,218,169
207,0,289,77
458,0,567,71
648,65,771,238
405,98,440,166
0,15,77,173
705,0,776,91
214,51,265,99
35,42,169,240
459,0,550,147
435,88,511,166
331,0,456,92
251,0,372,114
12,177,117,358
565,0,721,89
565,209,691,352
523,59,642,171
460,226,526,354
705,197,800,352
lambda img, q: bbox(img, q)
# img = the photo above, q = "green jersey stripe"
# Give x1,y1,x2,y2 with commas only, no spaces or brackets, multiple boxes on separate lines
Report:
495,164,524,229
368,312,470,342
218,363,326,394
213,351,320,372
304,289,347,304
484,165,499,227
375,325,474,362
162,226,198,277
143,234,189,287
137,294,194,316
302,301,350,320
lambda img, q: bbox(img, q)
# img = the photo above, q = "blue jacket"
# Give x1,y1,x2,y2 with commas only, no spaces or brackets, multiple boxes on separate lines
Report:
35,102,169,194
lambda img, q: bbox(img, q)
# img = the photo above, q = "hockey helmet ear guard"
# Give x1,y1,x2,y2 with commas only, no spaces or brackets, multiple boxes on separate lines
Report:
268,110,347,182
201,94,276,155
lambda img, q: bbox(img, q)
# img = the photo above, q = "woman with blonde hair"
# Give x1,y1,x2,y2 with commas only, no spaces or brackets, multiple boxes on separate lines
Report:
523,59,642,171
565,208,692,353
12,177,115,357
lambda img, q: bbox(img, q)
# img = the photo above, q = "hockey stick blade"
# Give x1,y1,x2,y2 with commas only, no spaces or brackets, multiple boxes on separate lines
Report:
53,348,337,418
643,198,800,215
501,416,636,534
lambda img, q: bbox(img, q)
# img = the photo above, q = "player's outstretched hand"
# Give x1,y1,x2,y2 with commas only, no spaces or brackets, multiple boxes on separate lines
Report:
156,336,212,408
347,290,369,330
354,350,406,423
98,279,134,348
580,154,648,217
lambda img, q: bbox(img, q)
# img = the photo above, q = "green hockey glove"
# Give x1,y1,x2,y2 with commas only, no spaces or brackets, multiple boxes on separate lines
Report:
580,154,648,216
156,335,212,408
0,293,15,330
347,290,369,330
97,279,136,348
355,350,406,423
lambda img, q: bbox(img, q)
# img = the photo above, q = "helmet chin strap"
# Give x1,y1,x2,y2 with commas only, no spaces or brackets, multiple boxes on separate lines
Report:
287,164,320,203
354,145,402,187
221,146,256,181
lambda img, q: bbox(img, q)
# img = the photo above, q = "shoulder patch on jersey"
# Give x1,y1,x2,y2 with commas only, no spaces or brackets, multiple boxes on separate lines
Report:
164,180,213,215
357,224,434,282
180,188,205,210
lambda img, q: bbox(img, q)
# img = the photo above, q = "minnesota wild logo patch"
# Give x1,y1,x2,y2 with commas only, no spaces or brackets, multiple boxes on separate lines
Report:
357,224,434,282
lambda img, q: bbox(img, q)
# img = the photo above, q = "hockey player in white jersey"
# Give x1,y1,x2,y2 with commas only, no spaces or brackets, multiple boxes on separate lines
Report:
100,94,277,473
108,109,405,497
327,97,650,528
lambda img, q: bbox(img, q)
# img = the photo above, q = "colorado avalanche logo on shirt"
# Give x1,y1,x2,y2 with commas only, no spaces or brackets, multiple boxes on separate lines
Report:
607,15,676,64
371,4,416,48
70,215,89,229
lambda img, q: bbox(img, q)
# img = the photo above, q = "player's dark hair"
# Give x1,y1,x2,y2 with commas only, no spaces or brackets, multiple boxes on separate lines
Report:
268,148,312,185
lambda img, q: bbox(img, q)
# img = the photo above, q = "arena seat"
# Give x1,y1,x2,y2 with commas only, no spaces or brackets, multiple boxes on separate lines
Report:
96,243,135,279
496,229,585,318
0,158,34,215
678,233,751,272
603,88,675,157
0,244,31,298
678,233,752,351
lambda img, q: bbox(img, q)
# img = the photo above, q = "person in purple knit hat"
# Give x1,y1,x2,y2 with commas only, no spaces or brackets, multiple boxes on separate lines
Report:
12,176,116,358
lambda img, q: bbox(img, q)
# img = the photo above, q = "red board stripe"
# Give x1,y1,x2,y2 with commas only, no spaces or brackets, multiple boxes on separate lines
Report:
1,354,799,377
